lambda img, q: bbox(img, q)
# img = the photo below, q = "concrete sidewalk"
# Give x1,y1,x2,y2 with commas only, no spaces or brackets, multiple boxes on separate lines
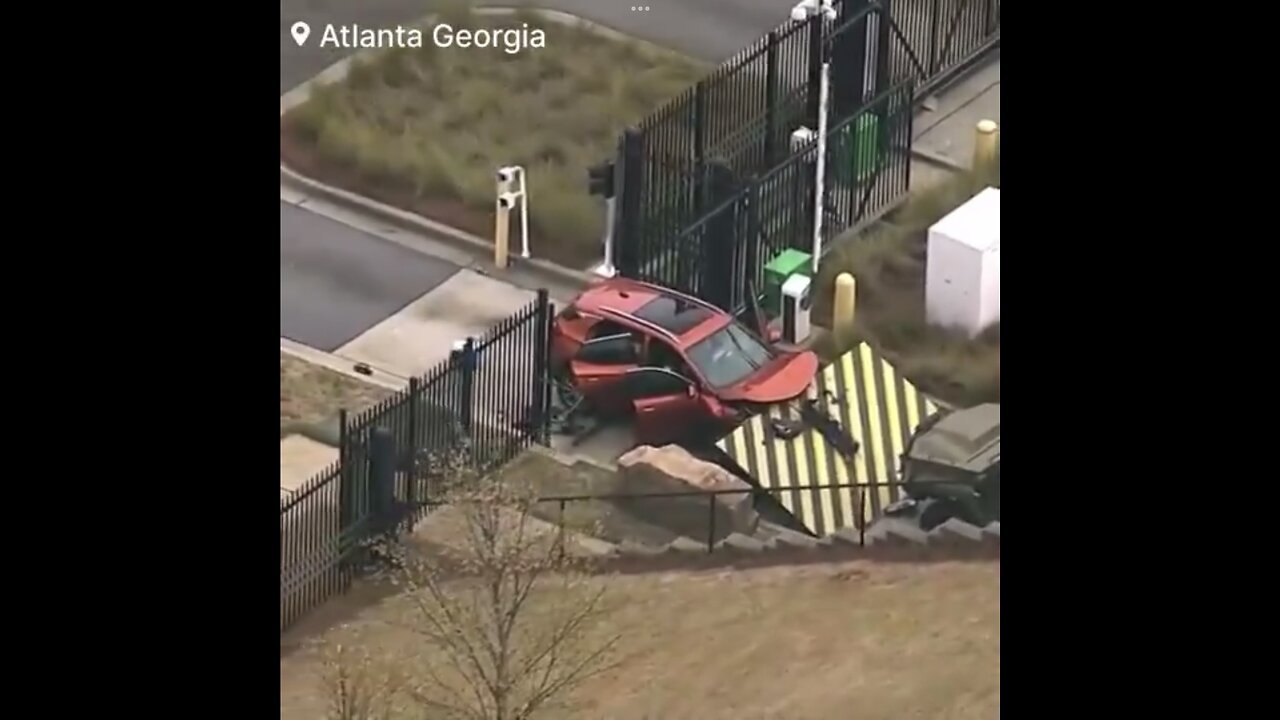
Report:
910,56,1002,191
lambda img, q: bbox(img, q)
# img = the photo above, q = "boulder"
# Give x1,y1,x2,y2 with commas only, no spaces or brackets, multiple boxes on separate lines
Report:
615,445,758,542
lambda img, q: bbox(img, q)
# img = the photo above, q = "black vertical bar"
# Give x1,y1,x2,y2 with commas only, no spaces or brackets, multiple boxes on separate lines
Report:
370,426,395,534
807,13,824,126
701,161,738,311
338,408,350,531
742,174,762,315
793,145,816,251
873,0,892,100
707,494,716,553
541,302,555,445
406,376,419,507
926,0,942,77
615,127,644,276
765,31,780,165
461,338,476,443
530,289,550,444
903,82,915,191
840,1,870,117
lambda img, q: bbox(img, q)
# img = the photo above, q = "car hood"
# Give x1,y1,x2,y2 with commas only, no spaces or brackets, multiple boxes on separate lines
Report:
718,350,819,403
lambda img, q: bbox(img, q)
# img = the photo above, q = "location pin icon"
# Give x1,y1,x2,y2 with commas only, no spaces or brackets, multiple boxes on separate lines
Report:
291,21,311,47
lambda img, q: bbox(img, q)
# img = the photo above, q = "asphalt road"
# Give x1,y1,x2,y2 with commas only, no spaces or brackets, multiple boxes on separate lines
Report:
280,202,458,351
279,0,793,346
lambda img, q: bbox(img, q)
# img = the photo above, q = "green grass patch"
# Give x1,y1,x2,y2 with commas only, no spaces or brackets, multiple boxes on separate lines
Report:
812,158,1001,407
280,3,706,268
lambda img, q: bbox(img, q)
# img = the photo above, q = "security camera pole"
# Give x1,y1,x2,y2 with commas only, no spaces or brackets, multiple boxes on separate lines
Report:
494,166,529,268
791,0,836,276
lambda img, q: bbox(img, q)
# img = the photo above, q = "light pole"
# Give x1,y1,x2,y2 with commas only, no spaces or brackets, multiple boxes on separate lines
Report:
791,0,836,276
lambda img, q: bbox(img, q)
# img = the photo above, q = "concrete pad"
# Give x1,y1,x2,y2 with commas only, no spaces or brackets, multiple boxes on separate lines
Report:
550,423,636,468
280,434,339,493
337,269,541,379
913,61,1001,170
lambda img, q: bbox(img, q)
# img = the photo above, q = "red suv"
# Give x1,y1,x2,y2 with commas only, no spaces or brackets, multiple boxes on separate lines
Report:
550,277,819,445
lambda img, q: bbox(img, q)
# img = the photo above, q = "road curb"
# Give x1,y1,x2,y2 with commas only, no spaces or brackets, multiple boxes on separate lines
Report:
280,337,409,392
280,165,596,292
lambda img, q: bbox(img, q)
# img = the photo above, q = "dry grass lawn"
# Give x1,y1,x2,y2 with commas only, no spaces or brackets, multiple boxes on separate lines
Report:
280,3,705,268
280,353,392,430
281,560,999,719
812,162,1002,407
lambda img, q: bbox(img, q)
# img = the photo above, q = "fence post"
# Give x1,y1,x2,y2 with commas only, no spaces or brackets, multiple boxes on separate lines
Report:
614,127,644,276
405,376,419,526
701,161,739,311
338,408,351,532
369,426,396,536
873,0,892,100
765,31,780,165
531,289,551,445
926,0,942,76
460,338,476,444
807,13,824,126
830,0,864,118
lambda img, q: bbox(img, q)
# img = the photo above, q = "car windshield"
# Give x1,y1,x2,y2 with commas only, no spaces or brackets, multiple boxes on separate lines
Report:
686,322,775,389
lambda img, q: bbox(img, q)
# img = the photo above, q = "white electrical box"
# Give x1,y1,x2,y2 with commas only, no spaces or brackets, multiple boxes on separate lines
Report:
781,274,812,344
925,187,1000,337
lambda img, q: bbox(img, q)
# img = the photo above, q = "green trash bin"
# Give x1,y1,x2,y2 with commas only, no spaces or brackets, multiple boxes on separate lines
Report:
833,113,882,184
763,249,812,317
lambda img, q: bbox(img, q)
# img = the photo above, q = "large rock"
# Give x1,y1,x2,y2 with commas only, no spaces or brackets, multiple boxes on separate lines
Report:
615,445,758,542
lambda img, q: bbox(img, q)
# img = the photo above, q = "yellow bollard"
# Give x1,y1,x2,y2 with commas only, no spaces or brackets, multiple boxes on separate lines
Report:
973,119,999,178
833,272,857,346
494,177,512,269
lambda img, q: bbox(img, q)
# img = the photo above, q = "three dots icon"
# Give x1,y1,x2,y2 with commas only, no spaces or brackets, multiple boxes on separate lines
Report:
631,5,651,10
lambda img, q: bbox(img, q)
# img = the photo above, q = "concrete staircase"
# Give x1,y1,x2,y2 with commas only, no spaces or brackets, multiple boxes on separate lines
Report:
593,517,999,560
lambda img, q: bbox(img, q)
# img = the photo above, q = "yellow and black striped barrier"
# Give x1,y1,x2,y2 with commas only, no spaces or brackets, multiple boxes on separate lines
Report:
717,342,940,537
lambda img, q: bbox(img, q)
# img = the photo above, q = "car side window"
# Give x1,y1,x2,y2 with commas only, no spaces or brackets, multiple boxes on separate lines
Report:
624,368,692,400
648,339,693,379
588,320,630,340
576,334,638,365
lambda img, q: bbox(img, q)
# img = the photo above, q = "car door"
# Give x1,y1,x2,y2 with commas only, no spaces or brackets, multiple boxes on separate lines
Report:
624,367,704,446
569,333,641,415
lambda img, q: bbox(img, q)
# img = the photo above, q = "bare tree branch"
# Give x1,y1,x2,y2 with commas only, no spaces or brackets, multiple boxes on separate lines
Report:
318,457,619,720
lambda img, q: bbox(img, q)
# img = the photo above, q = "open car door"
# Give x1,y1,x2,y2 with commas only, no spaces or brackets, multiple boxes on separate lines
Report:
624,367,704,446
569,333,640,416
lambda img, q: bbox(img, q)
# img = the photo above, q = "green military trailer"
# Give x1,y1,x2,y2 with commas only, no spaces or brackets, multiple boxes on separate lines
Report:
884,403,1001,531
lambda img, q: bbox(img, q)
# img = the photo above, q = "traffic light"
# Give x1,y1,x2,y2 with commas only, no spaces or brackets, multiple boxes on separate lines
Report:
587,161,615,198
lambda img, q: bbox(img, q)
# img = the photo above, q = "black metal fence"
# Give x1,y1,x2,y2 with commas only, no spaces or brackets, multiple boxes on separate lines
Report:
405,479,996,558
612,0,999,305
888,0,1001,97
280,291,554,632
621,80,914,311
529,482,905,553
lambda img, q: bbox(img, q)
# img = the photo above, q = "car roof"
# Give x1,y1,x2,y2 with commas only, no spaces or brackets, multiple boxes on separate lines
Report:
574,278,730,345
